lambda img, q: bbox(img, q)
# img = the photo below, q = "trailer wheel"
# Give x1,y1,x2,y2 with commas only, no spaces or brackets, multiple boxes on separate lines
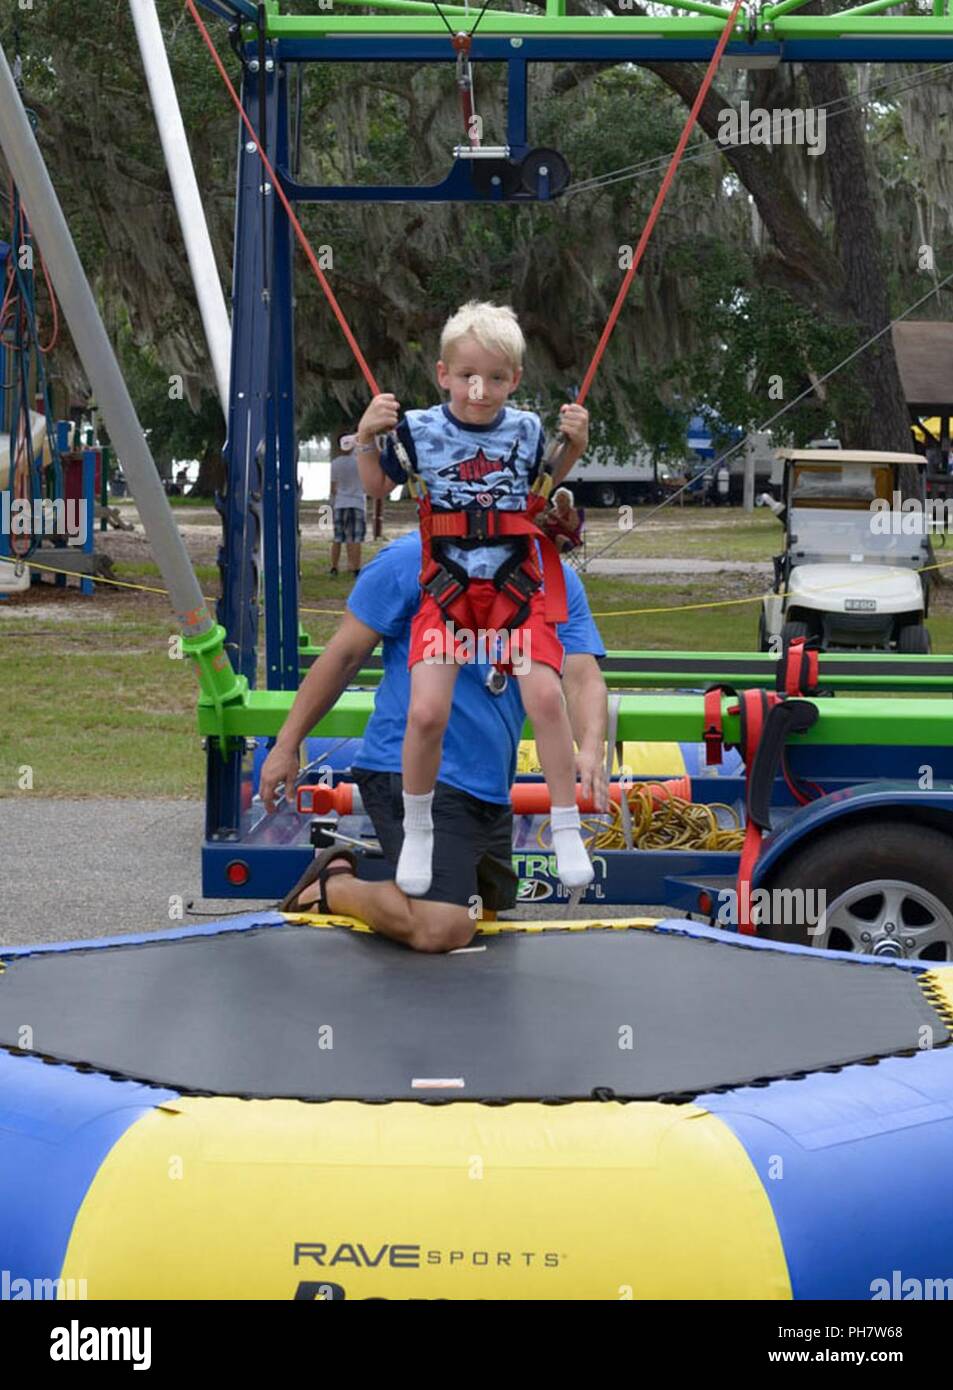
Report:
757,612,771,652
898,623,931,654
594,483,618,508
761,821,953,960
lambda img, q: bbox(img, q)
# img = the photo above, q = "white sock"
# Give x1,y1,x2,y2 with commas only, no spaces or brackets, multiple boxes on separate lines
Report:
397,790,435,896
551,804,594,889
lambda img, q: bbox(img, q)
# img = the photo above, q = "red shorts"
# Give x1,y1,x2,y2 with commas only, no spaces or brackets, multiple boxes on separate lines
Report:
408,579,565,675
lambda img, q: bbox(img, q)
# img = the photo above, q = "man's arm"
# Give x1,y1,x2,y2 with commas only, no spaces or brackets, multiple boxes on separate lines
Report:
259,612,380,811
563,653,609,811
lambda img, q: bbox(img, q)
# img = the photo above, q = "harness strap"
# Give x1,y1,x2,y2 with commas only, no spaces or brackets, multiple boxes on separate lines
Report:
703,685,823,935
735,689,771,935
414,484,568,625
703,686,727,766
781,636,821,698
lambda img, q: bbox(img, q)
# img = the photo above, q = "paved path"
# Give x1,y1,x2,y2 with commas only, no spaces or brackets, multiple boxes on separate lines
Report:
0,799,667,947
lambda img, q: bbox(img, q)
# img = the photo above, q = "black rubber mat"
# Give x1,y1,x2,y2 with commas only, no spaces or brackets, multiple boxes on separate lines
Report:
0,925,946,1101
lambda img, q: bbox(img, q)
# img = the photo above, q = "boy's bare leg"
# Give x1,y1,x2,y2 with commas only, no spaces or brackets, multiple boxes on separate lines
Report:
402,660,458,793
518,662,576,803
330,541,341,570
518,662,593,887
291,860,476,953
346,542,362,571
398,660,459,895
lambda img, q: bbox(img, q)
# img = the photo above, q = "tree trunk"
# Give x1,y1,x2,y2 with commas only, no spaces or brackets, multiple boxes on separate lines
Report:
192,445,226,498
802,61,912,455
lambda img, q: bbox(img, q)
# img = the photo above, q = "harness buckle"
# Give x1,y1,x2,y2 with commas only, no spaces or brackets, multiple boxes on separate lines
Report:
499,564,539,604
422,564,465,610
466,509,492,542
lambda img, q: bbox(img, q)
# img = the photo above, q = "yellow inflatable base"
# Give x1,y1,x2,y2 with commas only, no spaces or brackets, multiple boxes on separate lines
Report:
61,1095,791,1300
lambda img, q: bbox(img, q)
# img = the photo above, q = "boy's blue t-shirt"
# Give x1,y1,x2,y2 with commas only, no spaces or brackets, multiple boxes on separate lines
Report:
347,532,605,804
380,403,545,578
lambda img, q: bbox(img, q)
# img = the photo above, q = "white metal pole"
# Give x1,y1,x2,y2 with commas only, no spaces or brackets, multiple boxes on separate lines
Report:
0,40,214,637
129,0,232,417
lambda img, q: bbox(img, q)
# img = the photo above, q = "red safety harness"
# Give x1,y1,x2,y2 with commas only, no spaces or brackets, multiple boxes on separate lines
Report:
391,431,569,638
703,638,824,934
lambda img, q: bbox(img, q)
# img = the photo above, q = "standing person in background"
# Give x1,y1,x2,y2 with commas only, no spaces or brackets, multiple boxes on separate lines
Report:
329,430,368,578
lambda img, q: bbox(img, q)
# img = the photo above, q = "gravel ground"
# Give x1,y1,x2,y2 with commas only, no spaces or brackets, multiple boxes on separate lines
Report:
0,798,668,948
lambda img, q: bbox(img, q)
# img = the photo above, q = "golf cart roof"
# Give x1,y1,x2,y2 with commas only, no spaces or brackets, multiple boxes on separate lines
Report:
776,449,926,466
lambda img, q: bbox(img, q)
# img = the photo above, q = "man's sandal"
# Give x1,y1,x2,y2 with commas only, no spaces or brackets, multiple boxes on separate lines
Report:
278,845,357,914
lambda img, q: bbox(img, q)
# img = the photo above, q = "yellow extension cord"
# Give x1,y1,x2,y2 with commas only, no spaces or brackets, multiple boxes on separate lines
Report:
538,786,747,853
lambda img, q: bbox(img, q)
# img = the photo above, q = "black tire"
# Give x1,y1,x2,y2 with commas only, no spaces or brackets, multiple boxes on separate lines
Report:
780,620,811,644
761,821,953,958
595,484,618,508
757,611,770,652
897,624,931,654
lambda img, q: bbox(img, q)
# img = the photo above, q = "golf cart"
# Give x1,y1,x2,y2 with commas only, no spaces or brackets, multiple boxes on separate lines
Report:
759,449,931,653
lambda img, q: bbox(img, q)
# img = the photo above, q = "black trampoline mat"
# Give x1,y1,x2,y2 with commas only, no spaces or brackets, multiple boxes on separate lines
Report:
0,925,947,1101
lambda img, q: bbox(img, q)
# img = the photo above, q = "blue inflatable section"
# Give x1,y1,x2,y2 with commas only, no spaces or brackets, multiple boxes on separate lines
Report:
0,1052,177,1289
699,1045,953,1299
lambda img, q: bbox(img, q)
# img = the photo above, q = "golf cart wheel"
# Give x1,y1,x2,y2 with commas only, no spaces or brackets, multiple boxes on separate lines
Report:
898,624,931,654
780,620,811,644
757,611,771,652
762,821,953,961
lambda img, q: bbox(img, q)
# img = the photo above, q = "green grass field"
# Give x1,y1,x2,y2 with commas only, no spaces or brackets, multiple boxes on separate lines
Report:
3,504,951,798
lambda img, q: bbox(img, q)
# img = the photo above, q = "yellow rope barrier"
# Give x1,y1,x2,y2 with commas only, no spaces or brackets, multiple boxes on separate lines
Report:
7,550,953,623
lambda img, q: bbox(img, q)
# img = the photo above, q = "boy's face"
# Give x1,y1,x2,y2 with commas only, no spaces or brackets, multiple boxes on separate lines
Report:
436,337,522,424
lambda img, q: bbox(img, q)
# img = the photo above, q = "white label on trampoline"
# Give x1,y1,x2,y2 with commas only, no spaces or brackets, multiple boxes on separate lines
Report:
412,1077,466,1089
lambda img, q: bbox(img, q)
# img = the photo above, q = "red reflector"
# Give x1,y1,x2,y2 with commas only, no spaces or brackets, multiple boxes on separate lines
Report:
226,860,250,886
698,891,712,916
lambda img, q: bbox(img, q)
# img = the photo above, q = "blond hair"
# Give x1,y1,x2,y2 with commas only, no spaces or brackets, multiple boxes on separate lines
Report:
440,301,525,373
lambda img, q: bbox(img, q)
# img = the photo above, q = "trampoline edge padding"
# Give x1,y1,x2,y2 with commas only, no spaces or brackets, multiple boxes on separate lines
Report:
0,920,948,1103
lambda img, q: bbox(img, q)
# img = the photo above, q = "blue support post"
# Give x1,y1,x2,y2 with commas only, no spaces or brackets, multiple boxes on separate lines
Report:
206,59,279,845
54,419,71,588
80,447,95,596
268,58,301,692
507,58,529,158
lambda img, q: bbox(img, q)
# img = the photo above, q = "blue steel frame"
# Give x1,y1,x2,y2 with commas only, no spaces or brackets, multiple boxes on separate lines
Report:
199,0,953,895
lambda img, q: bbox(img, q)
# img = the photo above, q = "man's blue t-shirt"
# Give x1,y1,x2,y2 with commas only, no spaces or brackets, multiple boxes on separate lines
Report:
347,532,605,804
380,404,545,578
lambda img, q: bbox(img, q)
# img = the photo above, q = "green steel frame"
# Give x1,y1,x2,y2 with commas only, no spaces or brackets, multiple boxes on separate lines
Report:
297,647,953,691
249,0,953,43
197,687,953,745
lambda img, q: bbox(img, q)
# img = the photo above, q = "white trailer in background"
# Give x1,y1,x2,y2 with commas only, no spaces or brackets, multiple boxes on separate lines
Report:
568,443,664,508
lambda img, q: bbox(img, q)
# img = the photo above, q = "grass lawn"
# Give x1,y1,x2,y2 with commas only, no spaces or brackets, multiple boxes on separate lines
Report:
3,505,951,798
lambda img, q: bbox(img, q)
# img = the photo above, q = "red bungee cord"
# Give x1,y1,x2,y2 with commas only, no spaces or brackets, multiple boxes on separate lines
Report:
187,0,743,414
185,0,381,398
575,0,745,407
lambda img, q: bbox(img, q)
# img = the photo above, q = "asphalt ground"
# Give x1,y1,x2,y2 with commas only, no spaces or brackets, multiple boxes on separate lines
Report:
0,798,668,948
